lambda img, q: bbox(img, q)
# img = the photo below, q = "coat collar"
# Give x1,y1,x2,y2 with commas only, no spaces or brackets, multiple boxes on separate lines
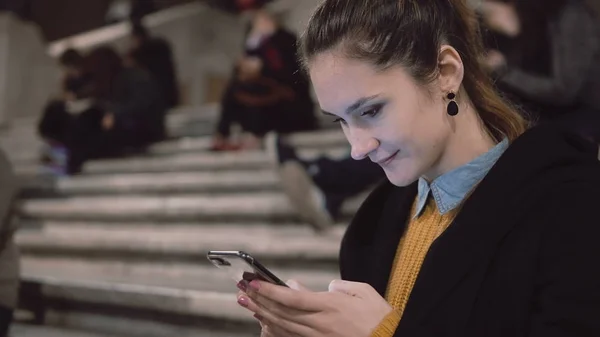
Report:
414,139,509,217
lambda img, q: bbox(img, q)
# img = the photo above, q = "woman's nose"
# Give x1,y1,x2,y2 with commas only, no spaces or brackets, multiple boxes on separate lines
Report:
350,135,379,160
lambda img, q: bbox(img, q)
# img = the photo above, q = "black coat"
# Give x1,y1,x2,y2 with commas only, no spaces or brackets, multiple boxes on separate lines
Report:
110,67,167,142
131,37,179,108
340,125,600,337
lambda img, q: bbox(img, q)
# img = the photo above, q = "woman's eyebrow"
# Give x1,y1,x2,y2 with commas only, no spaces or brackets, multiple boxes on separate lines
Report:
321,94,382,116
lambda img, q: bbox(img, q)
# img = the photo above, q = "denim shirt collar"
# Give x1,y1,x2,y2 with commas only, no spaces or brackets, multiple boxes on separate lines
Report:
414,138,509,218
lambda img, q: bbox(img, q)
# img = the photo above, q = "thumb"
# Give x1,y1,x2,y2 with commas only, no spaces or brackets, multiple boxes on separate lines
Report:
328,280,368,298
286,279,309,291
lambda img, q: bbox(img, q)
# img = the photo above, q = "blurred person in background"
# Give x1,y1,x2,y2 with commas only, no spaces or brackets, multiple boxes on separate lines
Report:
266,133,384,233
38,48,94,172
129,0,157,23
128,21,179,112
0,150,19,337
211,0,317,151
66,46,166,174
480,0,600,143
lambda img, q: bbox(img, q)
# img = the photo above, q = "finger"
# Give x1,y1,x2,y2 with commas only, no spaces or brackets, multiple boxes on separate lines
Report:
244,289,307,321
248,280,322,311
262,323,303,337
328,280,370,298
286,279,309,291
254,306,314,337
243,290,321,333
237,292,259,314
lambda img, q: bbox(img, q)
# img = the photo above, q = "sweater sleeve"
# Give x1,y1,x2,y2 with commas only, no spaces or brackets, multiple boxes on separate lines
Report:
370,310,402,337
498,3,599,107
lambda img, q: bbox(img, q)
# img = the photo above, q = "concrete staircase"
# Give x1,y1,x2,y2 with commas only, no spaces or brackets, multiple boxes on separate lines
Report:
3,105,360,337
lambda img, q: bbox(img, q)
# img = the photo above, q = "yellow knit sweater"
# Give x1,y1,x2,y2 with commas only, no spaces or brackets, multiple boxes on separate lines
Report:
371,197,460,337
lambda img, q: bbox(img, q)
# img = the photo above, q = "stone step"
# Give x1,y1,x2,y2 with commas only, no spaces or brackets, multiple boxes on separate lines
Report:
19,276,261,335
11,323,118,337
21,256,338,295
2,105,342,164
16,222,344,267
151,129,346,155
21,169,281,196
81,147,348,174
18,256,338,335
16,192,365,222
14,146,350,180
6,129,347,172
0,113,216,164
13,320,257,337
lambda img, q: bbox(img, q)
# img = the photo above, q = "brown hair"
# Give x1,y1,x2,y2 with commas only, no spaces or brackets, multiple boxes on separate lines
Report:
299,0,528,142
83,46,124,100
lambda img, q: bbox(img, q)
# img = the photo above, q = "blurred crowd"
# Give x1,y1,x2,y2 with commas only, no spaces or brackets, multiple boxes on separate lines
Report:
33,0,600,229
38,21,178,175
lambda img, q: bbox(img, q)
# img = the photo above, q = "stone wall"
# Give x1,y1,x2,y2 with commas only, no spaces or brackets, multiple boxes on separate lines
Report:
0,12,60,127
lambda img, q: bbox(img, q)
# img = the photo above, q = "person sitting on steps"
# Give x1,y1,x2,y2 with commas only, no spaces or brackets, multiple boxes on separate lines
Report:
266,133,385,233
211,1,317,151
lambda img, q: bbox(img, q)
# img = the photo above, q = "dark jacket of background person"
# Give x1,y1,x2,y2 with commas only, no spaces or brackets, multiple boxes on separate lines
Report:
340,125,600,336
129,0,156,22
0,150,19,334
38,48,93,145
84,47,167,144
129,23,180,109
109,66,167,143
65,47,167,174
216,25,318,140
494,0,600,124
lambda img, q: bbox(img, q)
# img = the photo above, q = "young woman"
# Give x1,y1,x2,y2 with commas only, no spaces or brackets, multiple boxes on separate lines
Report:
235,0,600,336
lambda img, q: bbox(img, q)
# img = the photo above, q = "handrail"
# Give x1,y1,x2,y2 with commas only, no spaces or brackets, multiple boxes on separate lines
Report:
46,1,205,58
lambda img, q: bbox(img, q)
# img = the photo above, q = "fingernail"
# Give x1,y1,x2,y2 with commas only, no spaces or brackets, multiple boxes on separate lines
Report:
237,296,249,307
249,280,261,291
254,314,264,322
237,280,248,292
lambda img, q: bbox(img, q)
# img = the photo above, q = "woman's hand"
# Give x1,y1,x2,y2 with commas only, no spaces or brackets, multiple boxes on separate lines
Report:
237,279,393,337
479,1,520,37
102,113,115,130
238,57,263,82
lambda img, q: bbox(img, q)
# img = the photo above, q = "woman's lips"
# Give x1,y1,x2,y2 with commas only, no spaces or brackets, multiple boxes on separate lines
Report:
377,151,399,166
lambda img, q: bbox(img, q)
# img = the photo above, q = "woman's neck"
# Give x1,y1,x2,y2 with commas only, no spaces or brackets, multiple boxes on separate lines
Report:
423,103,497,182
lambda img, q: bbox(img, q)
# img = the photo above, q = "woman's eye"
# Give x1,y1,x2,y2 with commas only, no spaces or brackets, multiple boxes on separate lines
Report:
361,105,382,117
332,118,347,125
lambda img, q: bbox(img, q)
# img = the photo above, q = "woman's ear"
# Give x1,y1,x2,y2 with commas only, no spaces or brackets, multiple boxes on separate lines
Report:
437,45,464,95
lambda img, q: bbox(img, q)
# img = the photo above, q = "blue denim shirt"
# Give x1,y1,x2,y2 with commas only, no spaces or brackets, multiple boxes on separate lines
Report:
414,139,509,218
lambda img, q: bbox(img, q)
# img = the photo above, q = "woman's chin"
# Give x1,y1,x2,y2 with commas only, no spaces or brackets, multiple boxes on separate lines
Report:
383,166,419,187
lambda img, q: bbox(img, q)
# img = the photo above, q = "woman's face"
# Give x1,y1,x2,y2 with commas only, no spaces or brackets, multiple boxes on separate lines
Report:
309,52,453,186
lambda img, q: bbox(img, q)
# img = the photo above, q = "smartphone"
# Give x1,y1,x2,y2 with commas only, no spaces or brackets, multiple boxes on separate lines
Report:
207,250,289,287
